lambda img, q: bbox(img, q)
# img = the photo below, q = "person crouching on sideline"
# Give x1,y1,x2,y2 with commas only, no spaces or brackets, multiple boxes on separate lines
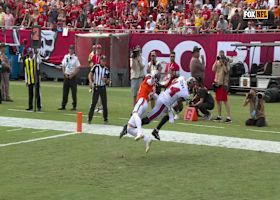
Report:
24,48,42,111
88,55,110,125
188,77,215,120
58,45,80,111
212,50,232,123
243,89,267,127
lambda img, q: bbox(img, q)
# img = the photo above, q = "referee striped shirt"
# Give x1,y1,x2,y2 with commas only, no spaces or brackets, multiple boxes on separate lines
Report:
91,64,110,86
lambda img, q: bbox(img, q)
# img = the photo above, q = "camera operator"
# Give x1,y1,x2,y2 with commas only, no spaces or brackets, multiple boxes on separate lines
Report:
212,50,232,123
130,46,145,105
243,89,267,127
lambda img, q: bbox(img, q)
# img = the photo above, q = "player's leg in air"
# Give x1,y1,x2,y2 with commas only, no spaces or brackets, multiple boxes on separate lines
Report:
141,97,168,127
120,98,152,153
151,99,184,140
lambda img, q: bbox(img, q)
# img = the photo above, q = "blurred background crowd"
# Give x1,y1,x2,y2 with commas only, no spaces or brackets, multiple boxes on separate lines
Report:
0,0,279,34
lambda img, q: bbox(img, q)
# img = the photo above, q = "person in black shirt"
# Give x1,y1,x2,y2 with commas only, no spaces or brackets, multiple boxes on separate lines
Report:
87,55,110,124
189,80,214,120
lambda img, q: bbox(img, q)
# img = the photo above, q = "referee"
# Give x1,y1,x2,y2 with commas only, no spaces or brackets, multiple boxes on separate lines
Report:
87,55,110,124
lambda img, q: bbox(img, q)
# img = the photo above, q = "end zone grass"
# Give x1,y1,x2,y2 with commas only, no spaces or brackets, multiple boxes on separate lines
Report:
0,81,280,199
0,133,279,200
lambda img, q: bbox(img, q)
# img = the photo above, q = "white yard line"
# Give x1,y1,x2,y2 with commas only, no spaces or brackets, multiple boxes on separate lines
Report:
0,132,75,148
177,123,225,129
1,116,280,153
8,109,45,113
6,128,23,132
246,129,280,134
64,113,102,118
31,130,49,134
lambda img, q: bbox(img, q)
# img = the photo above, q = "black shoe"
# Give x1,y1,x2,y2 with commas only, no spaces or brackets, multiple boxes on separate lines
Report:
26,108,33,111
213,116,222,122
120,124,127,139
71,107,76,111
224,118,232,123
6,98,13,102
152,128,160,140
58,107,66,110
104,120,109,125
37,108,42,112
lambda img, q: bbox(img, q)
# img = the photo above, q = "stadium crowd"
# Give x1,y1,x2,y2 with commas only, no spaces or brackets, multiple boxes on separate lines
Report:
0,0,279,33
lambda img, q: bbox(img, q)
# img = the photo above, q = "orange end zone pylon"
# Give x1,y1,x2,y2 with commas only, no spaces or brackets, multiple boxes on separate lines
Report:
77,112,83,133
184,107,198,121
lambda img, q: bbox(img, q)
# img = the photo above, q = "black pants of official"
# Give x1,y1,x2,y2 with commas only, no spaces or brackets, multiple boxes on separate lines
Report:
88,86,108,122
61,77,77,109
28,83,41,109
197,102,214,115
246,117,266,127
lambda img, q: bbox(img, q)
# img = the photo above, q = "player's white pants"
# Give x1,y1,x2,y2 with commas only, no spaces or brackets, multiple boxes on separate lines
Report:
128,98,148,136
147,98,168,121
127,126,151,145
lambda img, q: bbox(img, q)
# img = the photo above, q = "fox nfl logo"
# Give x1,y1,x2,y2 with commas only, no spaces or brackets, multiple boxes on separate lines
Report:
243,10,268,19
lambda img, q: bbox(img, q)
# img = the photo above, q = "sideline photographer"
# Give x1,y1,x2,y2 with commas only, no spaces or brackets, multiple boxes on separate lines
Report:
212,50,232,123
243,89,267,127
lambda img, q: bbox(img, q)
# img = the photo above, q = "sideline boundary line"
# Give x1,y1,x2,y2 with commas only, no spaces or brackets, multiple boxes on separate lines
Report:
1,116,280,153
0,132,75,148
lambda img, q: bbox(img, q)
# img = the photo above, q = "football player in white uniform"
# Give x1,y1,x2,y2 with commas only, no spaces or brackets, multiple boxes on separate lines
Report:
141,76,190,139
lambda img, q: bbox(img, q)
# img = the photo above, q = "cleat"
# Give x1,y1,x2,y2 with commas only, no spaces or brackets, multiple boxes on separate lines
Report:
174,114,180,120
224,118,232,123
145,138,152,153
119,124,127,139
151,128,160,140
213,116,222,122
135,133,144,141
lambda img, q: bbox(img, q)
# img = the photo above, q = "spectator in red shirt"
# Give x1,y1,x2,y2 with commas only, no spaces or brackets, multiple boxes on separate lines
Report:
37,11,48,27
202,4,211,21
92,44,102,65
164,51,180,88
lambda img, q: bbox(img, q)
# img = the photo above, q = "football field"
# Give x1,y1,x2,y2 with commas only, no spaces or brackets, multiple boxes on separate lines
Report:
0,81,280,200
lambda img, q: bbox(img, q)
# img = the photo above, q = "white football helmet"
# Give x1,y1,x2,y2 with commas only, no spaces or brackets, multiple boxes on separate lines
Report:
186,77,196,87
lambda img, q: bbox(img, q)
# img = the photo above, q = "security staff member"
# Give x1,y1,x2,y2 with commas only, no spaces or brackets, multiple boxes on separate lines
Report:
58,45,80,111
87,55,110,124
24,48,42,111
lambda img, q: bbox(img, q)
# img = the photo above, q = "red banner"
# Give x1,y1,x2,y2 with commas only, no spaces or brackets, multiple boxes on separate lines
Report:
0,29,78,65
1,29,280,87
130,33,280,87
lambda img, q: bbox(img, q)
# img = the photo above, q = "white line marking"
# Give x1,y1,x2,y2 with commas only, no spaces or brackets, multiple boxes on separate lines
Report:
0,132,75,148
6,128,23,132
1,116,280,153
246,129,280,134
31,130,49,134
177,123,225,129
64,113,101,118
8,109,45,113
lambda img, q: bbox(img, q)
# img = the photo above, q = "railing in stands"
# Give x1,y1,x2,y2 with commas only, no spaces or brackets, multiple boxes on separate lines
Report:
1,25,280,34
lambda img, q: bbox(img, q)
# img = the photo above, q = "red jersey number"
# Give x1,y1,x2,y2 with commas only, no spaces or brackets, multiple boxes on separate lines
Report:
169,87,180,97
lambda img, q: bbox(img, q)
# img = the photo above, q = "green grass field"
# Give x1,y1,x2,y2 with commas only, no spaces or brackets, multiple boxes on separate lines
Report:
0,81,280,199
